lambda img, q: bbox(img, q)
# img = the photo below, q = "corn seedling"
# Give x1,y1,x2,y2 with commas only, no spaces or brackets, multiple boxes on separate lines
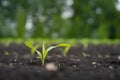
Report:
25,41,71,66
57,43,71,56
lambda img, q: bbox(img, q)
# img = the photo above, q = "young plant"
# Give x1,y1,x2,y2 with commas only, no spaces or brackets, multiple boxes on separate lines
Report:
57,43,71,56
25,41,71,66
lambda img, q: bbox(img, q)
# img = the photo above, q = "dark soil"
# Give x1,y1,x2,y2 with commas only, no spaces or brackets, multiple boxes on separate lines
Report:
0,43,120,80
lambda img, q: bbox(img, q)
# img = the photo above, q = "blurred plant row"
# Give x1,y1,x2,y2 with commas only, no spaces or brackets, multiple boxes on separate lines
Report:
0,0,120,39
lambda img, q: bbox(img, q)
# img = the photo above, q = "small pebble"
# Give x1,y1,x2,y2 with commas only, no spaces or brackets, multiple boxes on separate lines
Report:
45,62,57,71
109,65,113,69
92,62,97,65
73,65,77,68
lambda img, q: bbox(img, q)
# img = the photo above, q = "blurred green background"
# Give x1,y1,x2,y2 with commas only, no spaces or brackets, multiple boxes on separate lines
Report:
0,0,120,39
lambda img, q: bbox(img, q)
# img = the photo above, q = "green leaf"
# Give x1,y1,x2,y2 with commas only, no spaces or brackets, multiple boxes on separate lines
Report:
25,41,36,55
46,46,57,53
57,43,71,56
42,41,45,58
36,50,42,59
25,41,33,49
63,46,71,56
31,48,36,55
57,43,71,47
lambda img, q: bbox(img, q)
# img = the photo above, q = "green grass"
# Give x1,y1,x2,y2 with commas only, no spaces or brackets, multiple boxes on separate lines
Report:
0,38,120,46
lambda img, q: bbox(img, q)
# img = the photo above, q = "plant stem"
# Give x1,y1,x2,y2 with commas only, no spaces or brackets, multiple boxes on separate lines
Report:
42,59,45,66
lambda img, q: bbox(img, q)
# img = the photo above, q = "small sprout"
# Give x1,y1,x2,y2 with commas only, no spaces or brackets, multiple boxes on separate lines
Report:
38,42,58,66
57,43,71,56
82,52,89,57
4,51,9,56
45,62,57,71
25,41,71,66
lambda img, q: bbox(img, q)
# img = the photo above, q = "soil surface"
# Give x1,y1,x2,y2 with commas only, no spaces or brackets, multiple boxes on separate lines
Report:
0,43,120,80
